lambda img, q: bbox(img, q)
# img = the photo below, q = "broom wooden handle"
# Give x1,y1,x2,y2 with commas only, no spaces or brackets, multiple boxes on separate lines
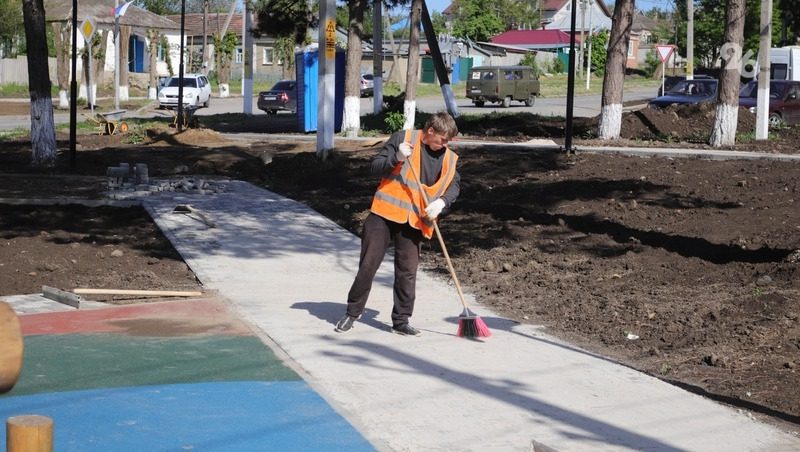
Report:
406,157,471,311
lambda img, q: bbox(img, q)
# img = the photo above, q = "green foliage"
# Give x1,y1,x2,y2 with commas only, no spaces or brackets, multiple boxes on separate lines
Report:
550,57,564,74
431,11,447,36
0,0,23,57
519,53,541,77
384,111,405,133
135,0,181,15
588,29,608,75
673,0,784,69
450,0,504,42
643,49,661,78
254,0,316,45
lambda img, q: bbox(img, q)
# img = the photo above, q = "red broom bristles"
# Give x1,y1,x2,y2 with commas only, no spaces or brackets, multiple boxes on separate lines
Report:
456,309,492,338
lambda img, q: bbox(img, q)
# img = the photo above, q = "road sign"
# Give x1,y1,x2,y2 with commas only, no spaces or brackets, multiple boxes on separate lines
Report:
656,45,675,63
80,17,96,43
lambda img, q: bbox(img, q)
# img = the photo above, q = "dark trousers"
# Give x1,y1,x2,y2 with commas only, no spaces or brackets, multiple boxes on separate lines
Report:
346,213,422,327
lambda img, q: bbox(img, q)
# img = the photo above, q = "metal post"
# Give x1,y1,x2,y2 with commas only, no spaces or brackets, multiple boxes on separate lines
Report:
177,0,186,131
114,0,120,111
421,2,458,117
687,0,694,79
317,0,336,158
373,0,383,113
69,0,78,168
243,5,253,114
564,0,578,153
585,0,593,90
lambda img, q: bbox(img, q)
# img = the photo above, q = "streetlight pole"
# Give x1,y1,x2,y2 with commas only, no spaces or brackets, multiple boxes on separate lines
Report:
687,0,694,80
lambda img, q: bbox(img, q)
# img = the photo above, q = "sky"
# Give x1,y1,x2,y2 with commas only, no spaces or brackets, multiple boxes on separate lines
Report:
425,0,675,15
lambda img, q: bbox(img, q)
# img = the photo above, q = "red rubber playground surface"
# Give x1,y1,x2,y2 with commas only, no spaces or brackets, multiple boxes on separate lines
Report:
0,298,371,451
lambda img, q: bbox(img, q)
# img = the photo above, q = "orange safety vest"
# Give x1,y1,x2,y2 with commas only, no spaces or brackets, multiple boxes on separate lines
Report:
370,129,458,239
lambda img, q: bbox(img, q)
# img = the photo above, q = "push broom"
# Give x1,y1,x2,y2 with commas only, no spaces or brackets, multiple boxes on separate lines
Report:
406,159,491,339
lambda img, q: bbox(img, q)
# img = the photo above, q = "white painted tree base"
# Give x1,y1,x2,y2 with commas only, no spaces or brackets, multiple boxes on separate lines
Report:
598,103,622,140
119,86,129,102
403,100,417,130
148,87,157,100
342,95,361,137
709,103,739,147
219,84,230,98
57,90,69,110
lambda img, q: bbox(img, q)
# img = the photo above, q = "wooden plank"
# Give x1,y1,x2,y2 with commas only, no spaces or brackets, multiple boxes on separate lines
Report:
73,289,203,297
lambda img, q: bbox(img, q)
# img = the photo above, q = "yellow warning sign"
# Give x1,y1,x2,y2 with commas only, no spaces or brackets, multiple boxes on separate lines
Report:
325,19,336,59
80,17,96,43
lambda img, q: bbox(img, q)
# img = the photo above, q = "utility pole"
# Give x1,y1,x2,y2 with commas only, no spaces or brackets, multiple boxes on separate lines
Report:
373,0,383,113
202,0,208,74
687,0,694,79
579,0,586,79
585,0,593,90
756,0,772,140
114,0,120,111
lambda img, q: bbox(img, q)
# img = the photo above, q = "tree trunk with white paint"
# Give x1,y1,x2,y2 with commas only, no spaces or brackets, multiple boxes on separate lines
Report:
147,30,159,100
342,96,361,136
403,0,423,130
22,0,57,167
342,0,368,137
597,0,634,140
52,22,70,110
709,0,745,147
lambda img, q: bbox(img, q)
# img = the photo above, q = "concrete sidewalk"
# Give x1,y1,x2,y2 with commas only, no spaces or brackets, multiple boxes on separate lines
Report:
138,179,799,451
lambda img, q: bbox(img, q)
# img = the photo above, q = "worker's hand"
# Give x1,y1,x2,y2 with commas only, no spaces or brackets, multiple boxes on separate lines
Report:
424,198,446,220
396,142,413,161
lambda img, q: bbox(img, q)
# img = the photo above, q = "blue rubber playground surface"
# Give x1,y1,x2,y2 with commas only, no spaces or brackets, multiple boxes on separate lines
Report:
0,299,372,451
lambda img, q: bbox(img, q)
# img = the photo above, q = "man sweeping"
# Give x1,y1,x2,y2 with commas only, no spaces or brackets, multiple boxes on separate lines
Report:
335,112,460,336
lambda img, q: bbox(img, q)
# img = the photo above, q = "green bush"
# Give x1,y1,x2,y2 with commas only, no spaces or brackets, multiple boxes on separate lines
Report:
384,112,405,133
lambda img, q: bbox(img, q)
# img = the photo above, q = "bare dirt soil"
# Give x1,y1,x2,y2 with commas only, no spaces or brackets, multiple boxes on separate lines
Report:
1,103,799,428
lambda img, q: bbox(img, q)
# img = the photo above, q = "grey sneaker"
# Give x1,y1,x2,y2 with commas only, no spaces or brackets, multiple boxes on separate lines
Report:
335,315,358,333
392,323,421,336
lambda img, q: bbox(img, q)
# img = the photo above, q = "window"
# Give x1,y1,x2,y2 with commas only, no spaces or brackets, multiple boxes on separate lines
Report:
235,48,243,64
263,47,275,65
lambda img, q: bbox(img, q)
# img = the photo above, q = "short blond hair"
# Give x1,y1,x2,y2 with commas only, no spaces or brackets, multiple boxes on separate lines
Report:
425,111,458,139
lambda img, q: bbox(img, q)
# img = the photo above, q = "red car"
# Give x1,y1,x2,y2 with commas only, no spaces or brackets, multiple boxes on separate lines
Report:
257,80,297,115
739,80,800,128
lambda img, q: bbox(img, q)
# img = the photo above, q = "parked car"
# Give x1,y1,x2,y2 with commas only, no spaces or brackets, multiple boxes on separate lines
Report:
648,79,718,109
257,80,297,115
657,74,714,96
739,79,800,128
360,73,374,97
157,74,212,109
466,65,540,108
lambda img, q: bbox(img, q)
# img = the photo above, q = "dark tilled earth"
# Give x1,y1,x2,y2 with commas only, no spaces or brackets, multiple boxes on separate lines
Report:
1,103,799,428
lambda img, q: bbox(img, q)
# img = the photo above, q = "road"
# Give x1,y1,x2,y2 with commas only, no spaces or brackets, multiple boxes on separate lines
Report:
0,87,657,131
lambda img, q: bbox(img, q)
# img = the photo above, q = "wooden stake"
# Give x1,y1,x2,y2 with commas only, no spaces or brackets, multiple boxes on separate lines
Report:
73,288,203,297
6,415,53,452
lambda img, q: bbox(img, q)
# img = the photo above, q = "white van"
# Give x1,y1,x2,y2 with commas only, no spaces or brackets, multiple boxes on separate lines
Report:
769,46,800,81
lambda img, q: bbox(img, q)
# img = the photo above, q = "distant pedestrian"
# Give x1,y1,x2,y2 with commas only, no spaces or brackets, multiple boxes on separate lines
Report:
335,112,460,336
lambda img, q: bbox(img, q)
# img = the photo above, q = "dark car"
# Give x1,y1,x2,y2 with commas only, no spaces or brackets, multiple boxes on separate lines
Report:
739,79,800,128
657,74,714,96
257,80,297,115
648,79,718,109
